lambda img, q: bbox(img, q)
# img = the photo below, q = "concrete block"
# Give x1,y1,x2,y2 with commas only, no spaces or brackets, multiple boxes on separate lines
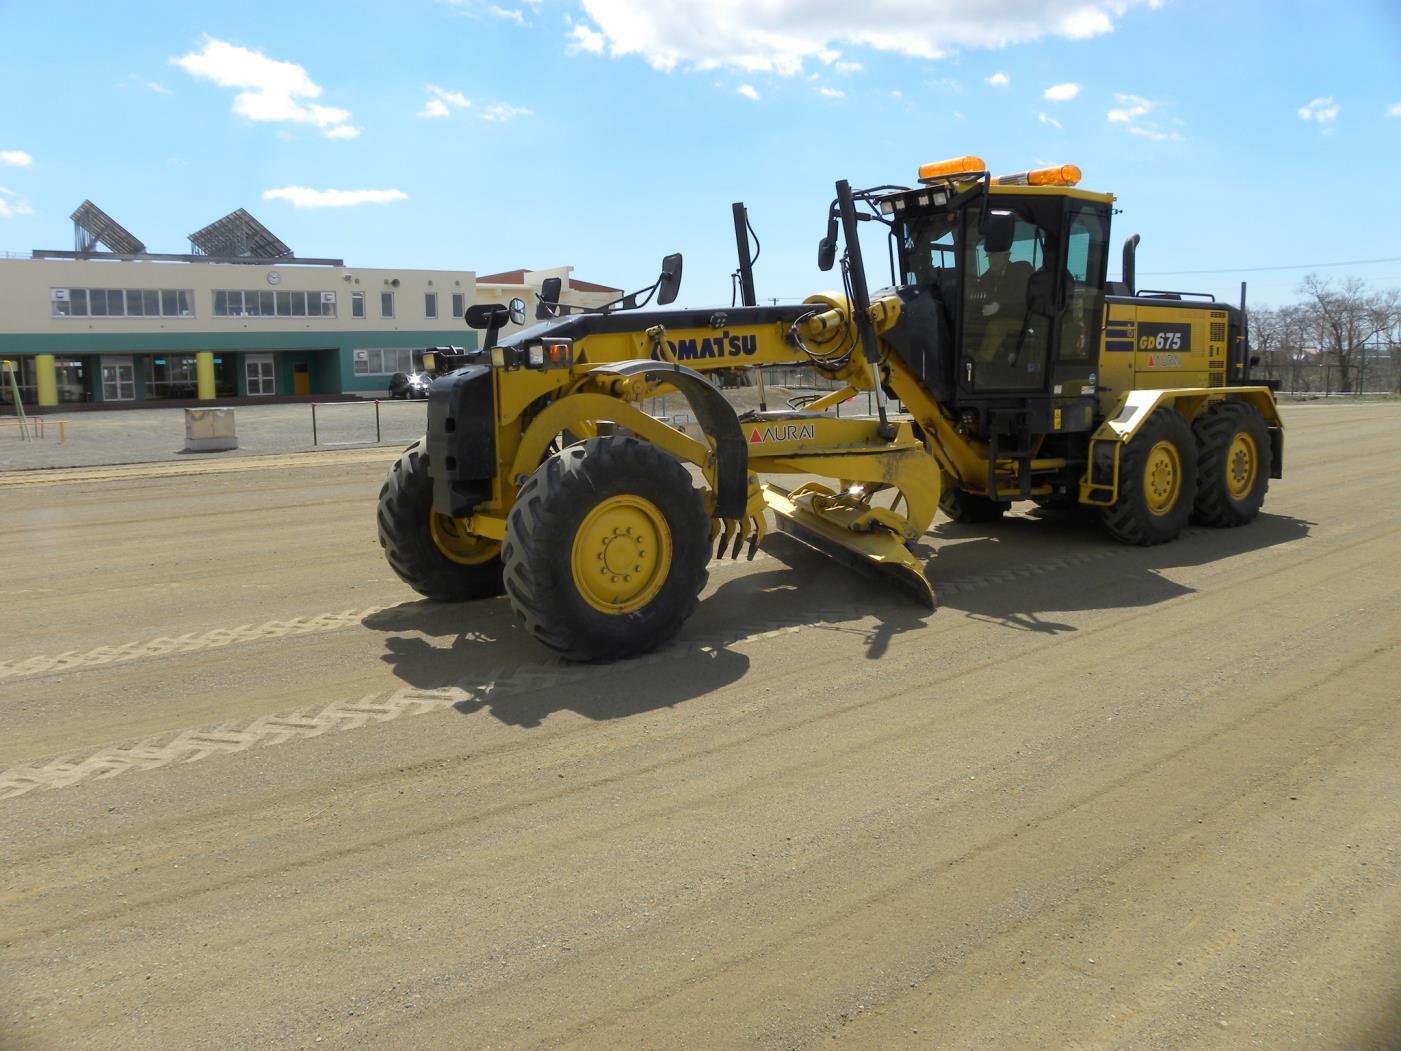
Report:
184,408,238,452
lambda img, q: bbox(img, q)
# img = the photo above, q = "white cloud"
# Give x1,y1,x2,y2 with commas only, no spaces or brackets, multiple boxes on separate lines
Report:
568,23,607,54
1107,93,1150,123
419,84,472,118
986,72,1009,87
818,86,845,99
0,186,34,219
489,5,526,23
262,186,408,209
1106,93,1181,141
1127,125,1177,141
1057,7,1113,37
1,150,33,168
480,102,532,122
325,125,361,140
1297,96,1339,122
145,80,171,94
738,84,760,101
570,0,1149,75
834,61,862,74
1389,102,1401,117
1038,112,1063,129
172,38,358,140
1043,82,1080,102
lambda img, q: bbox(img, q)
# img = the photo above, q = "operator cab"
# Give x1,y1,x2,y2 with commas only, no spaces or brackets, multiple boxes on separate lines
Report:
879,158,1112,437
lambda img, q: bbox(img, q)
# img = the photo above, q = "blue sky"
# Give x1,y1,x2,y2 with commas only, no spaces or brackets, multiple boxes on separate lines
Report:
2,0,1399,309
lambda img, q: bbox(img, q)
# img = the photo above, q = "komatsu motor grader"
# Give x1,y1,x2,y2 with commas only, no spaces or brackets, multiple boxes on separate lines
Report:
377,156,1283,661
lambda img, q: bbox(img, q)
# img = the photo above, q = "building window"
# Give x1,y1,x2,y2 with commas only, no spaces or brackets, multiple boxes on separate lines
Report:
148,355,200,399
380,292,395,318
212,290,336,318
424,292,438,319
352,347,417,376
451,292,465,319
52,288,193,318
352,291,365,318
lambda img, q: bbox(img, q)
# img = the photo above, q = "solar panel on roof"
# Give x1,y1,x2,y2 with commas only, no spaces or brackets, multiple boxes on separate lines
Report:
188,208,292,259
71,200,147,255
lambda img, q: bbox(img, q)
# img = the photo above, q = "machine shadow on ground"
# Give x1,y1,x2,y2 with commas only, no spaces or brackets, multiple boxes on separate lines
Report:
362,509,1310,722
363,598,754,727
927,509,1313,631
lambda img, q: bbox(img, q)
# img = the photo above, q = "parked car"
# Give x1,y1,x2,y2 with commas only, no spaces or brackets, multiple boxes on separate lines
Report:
387,371,431,399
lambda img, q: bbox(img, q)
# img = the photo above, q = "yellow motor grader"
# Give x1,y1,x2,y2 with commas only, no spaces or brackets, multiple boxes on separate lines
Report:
377,156,1282,661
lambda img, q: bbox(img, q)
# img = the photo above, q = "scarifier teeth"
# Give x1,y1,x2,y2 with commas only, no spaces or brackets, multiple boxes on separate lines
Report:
729,527,745,560
716,518,737,560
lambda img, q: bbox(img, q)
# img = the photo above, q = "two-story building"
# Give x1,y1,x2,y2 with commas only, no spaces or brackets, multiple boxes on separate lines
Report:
0,203,618,410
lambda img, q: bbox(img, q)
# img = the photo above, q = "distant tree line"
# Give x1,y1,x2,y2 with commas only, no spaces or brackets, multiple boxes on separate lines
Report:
1250,276,1401,395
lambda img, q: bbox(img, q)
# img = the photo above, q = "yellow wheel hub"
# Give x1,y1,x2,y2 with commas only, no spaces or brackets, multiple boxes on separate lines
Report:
1143,440,1182,516
572,495,672,614
1225,431,1258,500
430,513,501,565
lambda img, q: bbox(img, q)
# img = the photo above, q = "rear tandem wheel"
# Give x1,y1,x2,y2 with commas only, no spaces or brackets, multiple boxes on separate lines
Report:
1192,401,1271,527
1101,407,1198,546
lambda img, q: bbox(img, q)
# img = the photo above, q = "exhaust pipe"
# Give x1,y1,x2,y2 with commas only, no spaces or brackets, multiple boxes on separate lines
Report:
1122,233,1141,294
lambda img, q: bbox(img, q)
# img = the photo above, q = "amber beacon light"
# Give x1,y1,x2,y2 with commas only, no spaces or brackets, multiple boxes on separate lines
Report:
993,164,1083,187
917,155,987,183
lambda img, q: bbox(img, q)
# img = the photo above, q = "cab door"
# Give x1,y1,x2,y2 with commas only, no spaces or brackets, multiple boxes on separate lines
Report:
958,210,1054,394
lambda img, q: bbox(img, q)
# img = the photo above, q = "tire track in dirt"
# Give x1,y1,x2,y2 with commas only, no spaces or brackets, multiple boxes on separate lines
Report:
6,512,1388,939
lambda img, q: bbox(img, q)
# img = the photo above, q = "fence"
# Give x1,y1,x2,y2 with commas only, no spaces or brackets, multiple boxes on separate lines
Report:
0,417,66,442
309,399,428,447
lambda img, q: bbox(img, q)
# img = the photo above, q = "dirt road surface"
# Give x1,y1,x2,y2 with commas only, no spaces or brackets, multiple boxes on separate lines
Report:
2,402,1399,1050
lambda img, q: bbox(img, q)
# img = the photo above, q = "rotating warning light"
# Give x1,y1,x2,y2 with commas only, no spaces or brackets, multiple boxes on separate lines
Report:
993,164,1082,187
917,155,987,183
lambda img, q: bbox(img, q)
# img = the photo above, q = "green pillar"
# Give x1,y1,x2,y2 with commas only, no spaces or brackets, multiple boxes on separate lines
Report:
36,354,58,407
196,351,216,400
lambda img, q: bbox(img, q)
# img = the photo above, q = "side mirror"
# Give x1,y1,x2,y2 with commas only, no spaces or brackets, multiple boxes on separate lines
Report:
464,303,507,329
817,214,839,271
508,297,526,326
536,276,563,320
657,253,683,306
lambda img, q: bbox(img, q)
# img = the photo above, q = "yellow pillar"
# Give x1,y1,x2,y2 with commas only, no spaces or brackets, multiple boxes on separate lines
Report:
36,354,59,407
196,351,216,400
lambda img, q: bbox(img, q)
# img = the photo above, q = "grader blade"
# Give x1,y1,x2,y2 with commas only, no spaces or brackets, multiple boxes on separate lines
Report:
762,483,936,609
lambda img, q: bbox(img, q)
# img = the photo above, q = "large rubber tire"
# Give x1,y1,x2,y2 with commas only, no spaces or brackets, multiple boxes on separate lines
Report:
1101,407,1198,545
939,488,1007,523
377,439,506,601
502,436,710,662
1192,402,1270,528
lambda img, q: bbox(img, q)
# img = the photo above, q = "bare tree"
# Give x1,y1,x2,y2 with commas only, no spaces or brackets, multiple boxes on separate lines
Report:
1364,290,1401,393
1297,275,1397,393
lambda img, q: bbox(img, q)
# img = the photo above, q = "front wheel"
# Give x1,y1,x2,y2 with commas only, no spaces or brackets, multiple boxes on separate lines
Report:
502,437,710,662
1101,408,1198,545
377,439,506,601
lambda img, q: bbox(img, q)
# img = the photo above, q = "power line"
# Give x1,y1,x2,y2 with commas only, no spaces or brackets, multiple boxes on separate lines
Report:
1141,256,1401,277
